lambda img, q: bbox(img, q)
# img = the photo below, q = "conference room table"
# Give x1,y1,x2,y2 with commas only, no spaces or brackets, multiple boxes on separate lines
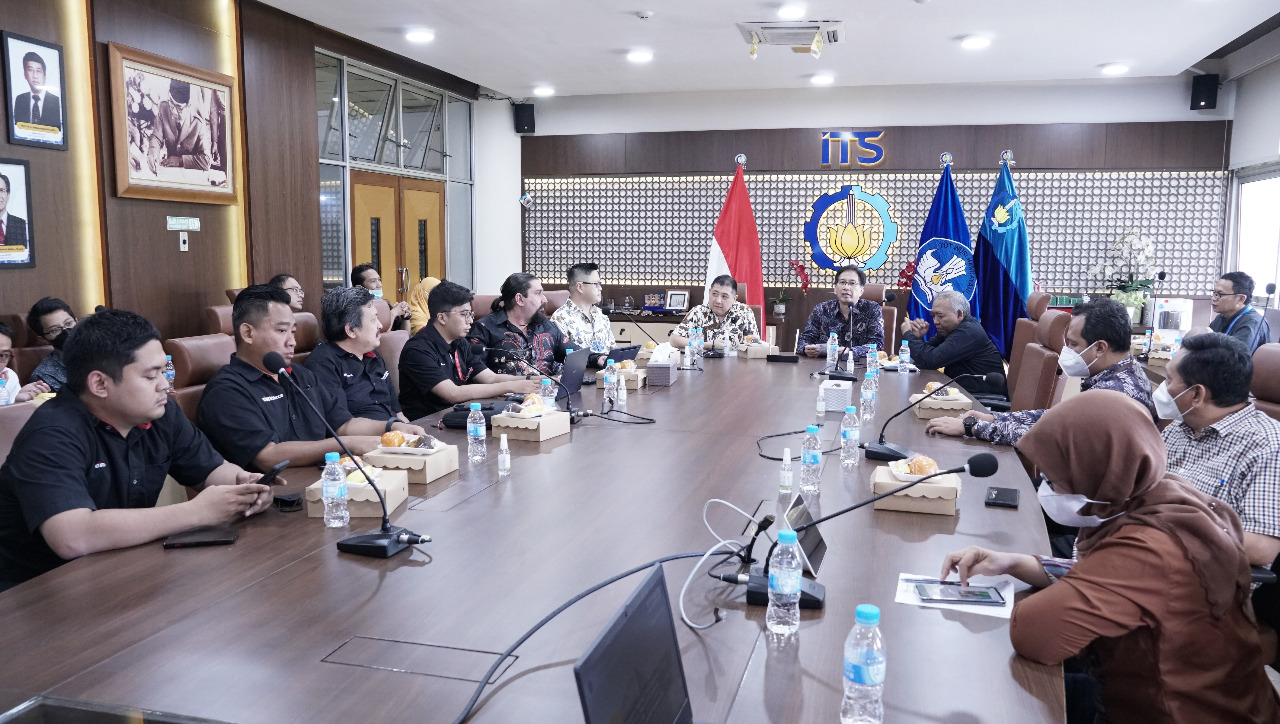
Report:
0,356,1064,723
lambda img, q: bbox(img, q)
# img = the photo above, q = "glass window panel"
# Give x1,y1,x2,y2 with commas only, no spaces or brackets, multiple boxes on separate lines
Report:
316,53,342,161
1238,177,1280,297
447,181,473,287
401,86,442,172
446,97,472,180
346,71,394,164
380,82,401,166
319,165,348,289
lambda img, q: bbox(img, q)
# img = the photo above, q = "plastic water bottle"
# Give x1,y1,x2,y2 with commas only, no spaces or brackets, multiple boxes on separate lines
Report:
1172,337,1183,354
0,382,9,406
616,367,628,408
467,402,486,463
540,378,554,408
827,332,839,367
321,452,349,528
815,388,826,426
498,433,511,477
800,424,822,496
861,372,877,422
695,327,705,355
898,340,911,374
841,604,886,724
777,448,794,525
867,343,879,376
766,529,802,636
164,355,176,393
683,342,694,367
603,359,618,409
725,326,738,357
840,406,861,469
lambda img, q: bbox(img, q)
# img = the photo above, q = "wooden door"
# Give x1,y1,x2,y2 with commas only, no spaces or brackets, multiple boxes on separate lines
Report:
350,170,446,302
400,178,446,287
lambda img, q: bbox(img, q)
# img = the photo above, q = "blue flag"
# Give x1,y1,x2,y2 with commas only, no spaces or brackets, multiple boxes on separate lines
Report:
909,163,977,330
973,160,1033,357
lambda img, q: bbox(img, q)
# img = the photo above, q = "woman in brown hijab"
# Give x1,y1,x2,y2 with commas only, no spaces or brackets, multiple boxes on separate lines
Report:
941,390,1280,723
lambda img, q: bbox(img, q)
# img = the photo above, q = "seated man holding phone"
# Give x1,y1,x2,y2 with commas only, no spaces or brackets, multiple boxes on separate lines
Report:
0,309,274,592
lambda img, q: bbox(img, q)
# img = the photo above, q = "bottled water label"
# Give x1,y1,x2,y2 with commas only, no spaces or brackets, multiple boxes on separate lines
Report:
467,422,485,438
841,429,859,441
769,567,801,595
844,651,886,685
802,449,821,465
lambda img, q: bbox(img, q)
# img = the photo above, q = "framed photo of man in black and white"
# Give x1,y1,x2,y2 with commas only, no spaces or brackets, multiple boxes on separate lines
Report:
0,158,35,269
3,32,67,150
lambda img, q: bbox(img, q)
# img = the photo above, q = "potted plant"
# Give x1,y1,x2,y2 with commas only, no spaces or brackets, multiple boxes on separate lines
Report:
770,291,791,316
1089,231,1157,324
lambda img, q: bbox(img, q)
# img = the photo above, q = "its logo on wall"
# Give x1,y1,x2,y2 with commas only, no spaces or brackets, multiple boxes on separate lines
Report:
803,185,898,272
820,131,885,167
911,238,977,308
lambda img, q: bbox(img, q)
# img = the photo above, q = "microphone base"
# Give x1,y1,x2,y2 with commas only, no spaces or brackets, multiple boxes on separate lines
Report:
766,354,799,364
863,441,916,462
702,350,725,359
745,573,826,609
826,369,860,381
336,526,416,558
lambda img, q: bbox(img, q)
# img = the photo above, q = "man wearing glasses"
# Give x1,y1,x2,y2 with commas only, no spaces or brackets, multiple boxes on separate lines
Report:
797,266,885,358
25,297,78,392
1209,272,1270,354
0,322,50,403
550,262,615,369
398,280,541,420
268,273,305,313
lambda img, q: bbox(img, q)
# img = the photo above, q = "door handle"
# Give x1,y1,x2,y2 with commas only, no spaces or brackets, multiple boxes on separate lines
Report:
399,267,409,294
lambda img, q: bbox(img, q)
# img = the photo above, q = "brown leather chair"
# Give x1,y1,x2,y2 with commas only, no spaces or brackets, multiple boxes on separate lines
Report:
861,283,899,350
1007,291,1051,394
472,294,500,318
15,346,52,385
545,290,569,316
205,305,234,336
1033,310,1070,406
225,288,243,304
0,401,37,467
1026,291,1050,322
1008,338,1060,413
0,313,34,348
378,330,411,396
748,305,764,338
163,334,236,423
374,300,393,331
1252,343,1280,421
292,312,321,366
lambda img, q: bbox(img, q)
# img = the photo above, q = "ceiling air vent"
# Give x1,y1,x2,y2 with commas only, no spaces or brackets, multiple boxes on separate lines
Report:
736,21,843,47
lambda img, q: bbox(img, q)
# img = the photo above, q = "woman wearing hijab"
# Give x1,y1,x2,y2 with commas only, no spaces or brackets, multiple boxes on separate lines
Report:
941,390,1280,723
407,276,441,335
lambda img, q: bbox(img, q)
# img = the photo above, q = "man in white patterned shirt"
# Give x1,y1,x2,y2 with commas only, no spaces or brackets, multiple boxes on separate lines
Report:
671,275,759,349
1160,333,1280,568
549,262,614,369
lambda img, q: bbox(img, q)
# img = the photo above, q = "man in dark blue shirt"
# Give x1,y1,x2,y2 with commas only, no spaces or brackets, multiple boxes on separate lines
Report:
900,289,1006,395
1209,272,1270,354
797,266,885,358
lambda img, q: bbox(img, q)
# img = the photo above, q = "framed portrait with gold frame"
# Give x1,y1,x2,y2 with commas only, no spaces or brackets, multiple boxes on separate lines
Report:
108,43,238,205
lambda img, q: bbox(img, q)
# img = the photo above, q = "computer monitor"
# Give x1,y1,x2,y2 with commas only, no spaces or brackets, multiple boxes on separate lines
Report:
574,565,694,724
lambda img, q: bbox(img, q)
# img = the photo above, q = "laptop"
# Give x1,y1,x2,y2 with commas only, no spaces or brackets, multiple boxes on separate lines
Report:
556,348,591,410
575,565,696,724
606,345,642,362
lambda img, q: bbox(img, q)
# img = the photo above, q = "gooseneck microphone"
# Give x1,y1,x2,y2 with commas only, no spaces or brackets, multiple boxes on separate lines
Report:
263,351,431,558
616,308,662,347
738,453,998,608
862,372,1004,462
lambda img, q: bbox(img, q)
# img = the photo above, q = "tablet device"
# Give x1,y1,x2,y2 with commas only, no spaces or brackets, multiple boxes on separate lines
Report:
163,526,239,549
605,345,641,362
914,581,1005,606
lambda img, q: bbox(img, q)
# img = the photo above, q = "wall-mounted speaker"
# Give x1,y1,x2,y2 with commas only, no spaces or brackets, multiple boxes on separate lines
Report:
1190,74,1219,110
513,103,535,134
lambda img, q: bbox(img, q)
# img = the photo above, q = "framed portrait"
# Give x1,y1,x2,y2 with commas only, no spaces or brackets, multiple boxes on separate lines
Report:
3,32,67,150
665,289,689,312
108,43,238,205
0,158,35,269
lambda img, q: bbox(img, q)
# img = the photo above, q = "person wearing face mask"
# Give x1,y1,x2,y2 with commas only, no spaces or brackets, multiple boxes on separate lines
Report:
670,275,760,350
926,299,1156,444
467,272,566,377
1208,272,1270,354
351,263,409,332
25,297,78,392
941,390,1280,724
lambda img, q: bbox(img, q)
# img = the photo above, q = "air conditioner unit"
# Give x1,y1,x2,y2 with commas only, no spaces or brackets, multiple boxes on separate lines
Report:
736,21,843,47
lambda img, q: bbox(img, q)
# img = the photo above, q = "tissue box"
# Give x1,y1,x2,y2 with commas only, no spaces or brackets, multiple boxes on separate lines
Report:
491,410,571,442
363,446,459,495
646,359,679,386
821,380,853,410
871,466,960,516
305,469,408,518
738,344,780,360
597,369,646,390
908,391,974,419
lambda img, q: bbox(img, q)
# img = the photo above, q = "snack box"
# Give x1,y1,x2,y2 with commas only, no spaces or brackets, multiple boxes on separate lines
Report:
871,465,960,516
908,390,974,419
596,369,647,390
737,344,780,360
491,409,571,442
820,380,853,411
305,469,408,518
646,359,679,387
636,348,653,369
363,445,459,495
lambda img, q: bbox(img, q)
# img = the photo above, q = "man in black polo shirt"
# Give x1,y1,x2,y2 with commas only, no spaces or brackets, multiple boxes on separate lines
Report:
899,289,1006,395
305,286,426,433
197,285,405,472
0,310,272,591
399,280,542,419
469,272,567,376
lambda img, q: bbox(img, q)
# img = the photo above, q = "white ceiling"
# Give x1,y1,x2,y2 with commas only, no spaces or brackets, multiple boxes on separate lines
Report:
262,0,1278,97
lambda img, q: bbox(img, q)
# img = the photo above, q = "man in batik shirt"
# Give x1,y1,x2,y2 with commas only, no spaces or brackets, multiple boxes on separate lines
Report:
671,275,760,349
797,265,884,358
550,262,615,369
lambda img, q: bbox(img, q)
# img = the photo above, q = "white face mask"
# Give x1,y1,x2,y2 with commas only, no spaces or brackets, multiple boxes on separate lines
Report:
1037,477,1124,528
1057,341,1097,378
369,289,383,300
1152,381,1193,423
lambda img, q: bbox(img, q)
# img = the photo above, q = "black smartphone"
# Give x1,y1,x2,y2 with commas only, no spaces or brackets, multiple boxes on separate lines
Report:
163,526,239,549
258,460,290,486
985,486,1020,509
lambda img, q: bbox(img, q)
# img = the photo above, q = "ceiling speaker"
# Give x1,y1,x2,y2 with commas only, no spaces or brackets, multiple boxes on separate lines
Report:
514,103,535,134
1190,74,1218,110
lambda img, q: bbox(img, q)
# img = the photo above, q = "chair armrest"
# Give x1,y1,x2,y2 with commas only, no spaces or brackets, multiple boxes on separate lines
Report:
1251,565,1277,586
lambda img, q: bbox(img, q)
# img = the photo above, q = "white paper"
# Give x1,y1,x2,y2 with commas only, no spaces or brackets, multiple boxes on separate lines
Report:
894,573,1015,619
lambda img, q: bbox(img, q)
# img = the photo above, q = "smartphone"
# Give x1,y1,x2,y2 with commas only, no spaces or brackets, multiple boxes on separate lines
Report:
985,486,1020,509
258,460,290,486
163,526,239,549
915,581,1005,606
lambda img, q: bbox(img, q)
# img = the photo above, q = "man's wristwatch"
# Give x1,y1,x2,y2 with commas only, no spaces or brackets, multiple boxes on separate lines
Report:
962,416,977,438
385,418,397,433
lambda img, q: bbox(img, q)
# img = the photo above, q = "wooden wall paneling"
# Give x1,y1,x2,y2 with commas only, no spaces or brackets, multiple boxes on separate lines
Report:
1103,121,1230,170
521,133,626,177
93,0,243,338
239,0,322,312
969,123,1107,169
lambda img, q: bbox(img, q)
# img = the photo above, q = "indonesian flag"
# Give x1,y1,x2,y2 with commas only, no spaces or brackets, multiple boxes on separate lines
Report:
707,163,765,335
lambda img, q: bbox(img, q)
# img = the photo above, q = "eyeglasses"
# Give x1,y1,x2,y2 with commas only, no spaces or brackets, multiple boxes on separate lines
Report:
835,280,862,288
0,351,11,362
284,286,306,297
44,319,76,337
578,281,603,289
448,309,475,320
1209,290,1242,300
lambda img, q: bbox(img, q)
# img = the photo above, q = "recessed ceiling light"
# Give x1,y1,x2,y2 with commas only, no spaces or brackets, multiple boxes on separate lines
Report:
405,28,435,43
626,49,654,64
959,35,990,50
533,85,555,97
1100,63,1129,76
778,4,806,20
810,73,834,86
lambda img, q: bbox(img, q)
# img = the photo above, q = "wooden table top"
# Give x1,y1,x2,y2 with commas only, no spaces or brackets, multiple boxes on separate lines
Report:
0,358,1064,723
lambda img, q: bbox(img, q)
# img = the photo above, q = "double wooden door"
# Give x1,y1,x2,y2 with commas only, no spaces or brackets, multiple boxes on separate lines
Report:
350,170,445,303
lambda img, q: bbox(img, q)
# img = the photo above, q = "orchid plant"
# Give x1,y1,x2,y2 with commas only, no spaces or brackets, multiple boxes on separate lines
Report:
1089,230,1158,309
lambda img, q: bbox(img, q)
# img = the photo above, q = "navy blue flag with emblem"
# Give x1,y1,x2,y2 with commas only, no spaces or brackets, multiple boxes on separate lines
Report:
974,159,1033,357
908,162,977,332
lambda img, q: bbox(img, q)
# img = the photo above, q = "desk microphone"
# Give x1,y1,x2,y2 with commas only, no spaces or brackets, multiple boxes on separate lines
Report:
1267,283,1276,309
616,309,662,347
263,351,431,558
862,372,1003,462
728,453,998,609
